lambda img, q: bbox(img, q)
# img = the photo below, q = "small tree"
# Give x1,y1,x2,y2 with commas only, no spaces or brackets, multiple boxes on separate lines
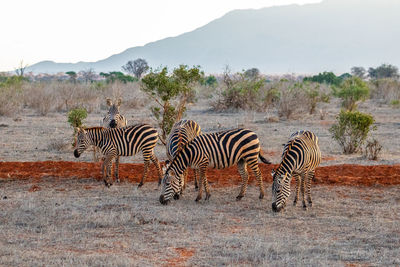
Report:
80,68,96,83
100,71,136,83
351,66,366,79
368,64,399,80
140,65,202,144
303,71,342,86
122,58,149,79
334,76,370,111
66,71,77,83
329,110,375,154
15,60,28,77
68,108,88,146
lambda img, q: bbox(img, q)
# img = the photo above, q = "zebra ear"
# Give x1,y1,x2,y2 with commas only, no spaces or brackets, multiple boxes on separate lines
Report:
116,98,122,107
106,98,112,106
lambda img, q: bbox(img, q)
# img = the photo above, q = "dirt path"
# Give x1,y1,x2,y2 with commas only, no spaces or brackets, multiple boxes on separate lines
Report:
0,161,399,186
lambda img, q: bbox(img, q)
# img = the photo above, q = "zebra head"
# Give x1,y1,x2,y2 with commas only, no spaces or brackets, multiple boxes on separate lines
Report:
105,98,122,128
159,167,182,205
271,169,291,212
73,128,92,158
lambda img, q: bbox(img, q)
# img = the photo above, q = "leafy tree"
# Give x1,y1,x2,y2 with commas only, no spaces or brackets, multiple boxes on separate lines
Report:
334,76,370,111
202,75,218,87
303,71,342,86
368,64,399,79
351,66,366,79
66,71,77,83
244,68,260,79
100,71,137,83
122,58,149,79
213,67,265,111
140,65,203,143
329,110,375,154
67,108,88,146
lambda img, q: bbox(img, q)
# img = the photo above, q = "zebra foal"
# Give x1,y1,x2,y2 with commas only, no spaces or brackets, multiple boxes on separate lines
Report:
74,124,162,187
165,119,201,191
160,128,271,205
271,130,321,212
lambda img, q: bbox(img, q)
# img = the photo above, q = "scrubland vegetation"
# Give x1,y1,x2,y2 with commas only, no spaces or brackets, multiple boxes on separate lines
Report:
1,62,399,158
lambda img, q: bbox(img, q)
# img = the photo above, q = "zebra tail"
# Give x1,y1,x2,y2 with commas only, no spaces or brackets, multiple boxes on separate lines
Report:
259,150,271,164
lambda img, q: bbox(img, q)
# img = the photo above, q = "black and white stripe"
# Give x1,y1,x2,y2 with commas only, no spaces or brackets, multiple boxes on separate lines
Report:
96,98,128,177
166,119,201,190
271,130,321,212
74,124,162,187
160,128,271,204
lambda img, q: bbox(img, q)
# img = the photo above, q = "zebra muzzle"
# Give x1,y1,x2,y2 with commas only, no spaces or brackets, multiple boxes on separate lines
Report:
272,202,281,212
74,149,80,158
159,195,169,205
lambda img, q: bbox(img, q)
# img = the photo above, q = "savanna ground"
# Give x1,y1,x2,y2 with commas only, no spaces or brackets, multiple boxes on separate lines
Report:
1,82,400,266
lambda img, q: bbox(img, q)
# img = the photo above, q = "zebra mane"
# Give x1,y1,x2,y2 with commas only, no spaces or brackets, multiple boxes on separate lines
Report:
84,126,106,131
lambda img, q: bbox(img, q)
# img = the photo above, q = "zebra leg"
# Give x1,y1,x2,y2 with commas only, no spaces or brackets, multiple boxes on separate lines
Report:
306,171,315,207
249,159,265,200
301,173,307,210
138,160,150,188
150,152,163,186
182,169,188,193
236,160,249,201
114,156,120,183
196,167,210,201
293,173,301,206
103,156,113,188
194,169,199,190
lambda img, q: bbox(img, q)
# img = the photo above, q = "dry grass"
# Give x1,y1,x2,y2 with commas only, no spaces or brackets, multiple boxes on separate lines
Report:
0,178,399,266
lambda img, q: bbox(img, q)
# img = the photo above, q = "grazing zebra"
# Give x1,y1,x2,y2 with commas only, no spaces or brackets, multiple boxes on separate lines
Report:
159,128,271,205
74,124,162,187
271,130,321,212
165,119,201,191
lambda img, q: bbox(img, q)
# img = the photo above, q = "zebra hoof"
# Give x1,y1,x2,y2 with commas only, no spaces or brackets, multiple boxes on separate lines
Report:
293,200,297,206
104,181,112,188
236,195,243,201
205,194,211,201
195,196,202,202
116,179,120,183
137,182,144,188
259,193,264,199
303,205,308,211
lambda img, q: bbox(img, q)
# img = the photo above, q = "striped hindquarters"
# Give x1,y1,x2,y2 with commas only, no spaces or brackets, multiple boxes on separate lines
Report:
166,119,201,160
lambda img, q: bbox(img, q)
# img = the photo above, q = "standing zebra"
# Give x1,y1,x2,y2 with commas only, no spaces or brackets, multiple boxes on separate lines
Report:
159,128,271,205
271,130,321,212
165,119,201,191
95,98,128,179
74,124,163,187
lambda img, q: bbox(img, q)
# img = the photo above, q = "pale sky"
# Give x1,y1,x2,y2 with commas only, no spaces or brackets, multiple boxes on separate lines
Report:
1,0,321,72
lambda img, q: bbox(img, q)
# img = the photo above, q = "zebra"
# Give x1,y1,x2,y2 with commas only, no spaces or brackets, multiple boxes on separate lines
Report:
73,124,163,187
165,119,201,191
102,98,128,129
271,130,321,212
159,128,271,205
92,98,128,176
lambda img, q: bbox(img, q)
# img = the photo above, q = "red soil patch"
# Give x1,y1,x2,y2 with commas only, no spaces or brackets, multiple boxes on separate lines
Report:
165,247,195,267
0,161,399,187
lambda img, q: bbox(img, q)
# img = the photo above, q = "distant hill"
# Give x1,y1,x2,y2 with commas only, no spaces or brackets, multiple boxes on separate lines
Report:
27,0,400,74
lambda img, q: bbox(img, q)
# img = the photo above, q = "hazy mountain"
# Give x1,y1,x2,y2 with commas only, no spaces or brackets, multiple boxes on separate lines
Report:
27,0,400,74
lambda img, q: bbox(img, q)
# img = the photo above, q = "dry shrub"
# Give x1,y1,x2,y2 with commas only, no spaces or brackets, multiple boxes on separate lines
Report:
277,80,308,119
0,86,23,116
363,138,382,160
23,83,55,115
370,78,400,103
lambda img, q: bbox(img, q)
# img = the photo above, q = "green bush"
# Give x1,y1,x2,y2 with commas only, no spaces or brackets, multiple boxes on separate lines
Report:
390,99,400,108
68,108,87,129
334,76,370,111
329,110,375,154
